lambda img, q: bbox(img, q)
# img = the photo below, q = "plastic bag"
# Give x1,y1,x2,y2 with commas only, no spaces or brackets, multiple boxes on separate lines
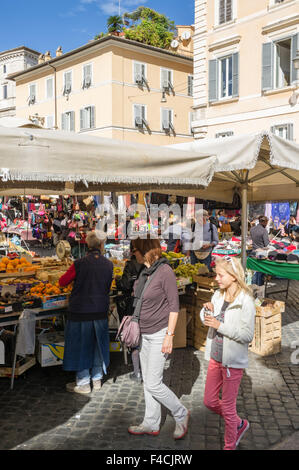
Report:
15,310,36,357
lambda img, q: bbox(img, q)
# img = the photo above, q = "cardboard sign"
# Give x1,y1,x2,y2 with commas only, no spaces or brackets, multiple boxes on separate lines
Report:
1,285,16,297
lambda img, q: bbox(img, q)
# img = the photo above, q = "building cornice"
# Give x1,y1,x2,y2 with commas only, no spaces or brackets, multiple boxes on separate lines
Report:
262,13,299,35
208,35,241,52
8,36,193,83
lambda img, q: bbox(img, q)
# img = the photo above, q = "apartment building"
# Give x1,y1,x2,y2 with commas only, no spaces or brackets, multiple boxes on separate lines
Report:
8,30,194,145
192,0,299,140
0,46,40,118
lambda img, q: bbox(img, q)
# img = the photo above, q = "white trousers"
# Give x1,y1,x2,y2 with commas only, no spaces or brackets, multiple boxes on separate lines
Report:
140,327,187,430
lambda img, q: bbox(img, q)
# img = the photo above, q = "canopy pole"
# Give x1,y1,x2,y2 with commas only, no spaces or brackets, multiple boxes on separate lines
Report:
241,183,248,270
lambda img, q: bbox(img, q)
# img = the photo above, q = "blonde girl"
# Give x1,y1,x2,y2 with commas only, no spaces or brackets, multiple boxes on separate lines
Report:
200,256,255,450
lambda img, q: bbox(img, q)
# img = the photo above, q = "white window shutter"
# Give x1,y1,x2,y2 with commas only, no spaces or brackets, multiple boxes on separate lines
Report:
162,108,170,129
83,65,92,87
47,79,53,99
80,109,84,130
134,63,142,82
70,112,75,131
161,69,169,89
262,42,274,91
61,113,66,130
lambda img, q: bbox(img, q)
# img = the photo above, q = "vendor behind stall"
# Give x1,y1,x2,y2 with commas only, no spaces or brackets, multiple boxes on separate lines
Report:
59,231,113,394
250,215,269,286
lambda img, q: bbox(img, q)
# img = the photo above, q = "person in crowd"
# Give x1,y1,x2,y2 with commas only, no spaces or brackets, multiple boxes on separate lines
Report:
250,215,269,286
52,211,64,246
190,209,219,269
115,242,144,383
59,231,113,394
209,210,219,229
200,256,255,450
288,216,297,238
128,237,190,440
230,216,242,237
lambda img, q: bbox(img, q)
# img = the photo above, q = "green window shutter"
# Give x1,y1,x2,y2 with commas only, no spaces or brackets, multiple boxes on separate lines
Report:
262,42,274,91
232,53,239,97
291,33,298,85
209,59,218,102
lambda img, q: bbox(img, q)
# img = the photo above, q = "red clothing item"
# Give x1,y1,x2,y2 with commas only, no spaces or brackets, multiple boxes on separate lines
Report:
59,263,76,287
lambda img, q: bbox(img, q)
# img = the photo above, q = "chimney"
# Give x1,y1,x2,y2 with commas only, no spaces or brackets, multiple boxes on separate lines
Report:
44,51,52,62
56,46,63,57
38,54,45,64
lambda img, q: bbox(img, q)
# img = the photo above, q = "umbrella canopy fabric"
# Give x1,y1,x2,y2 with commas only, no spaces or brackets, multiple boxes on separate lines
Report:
168,132,299,203
0,117,42,129
0,126,217,195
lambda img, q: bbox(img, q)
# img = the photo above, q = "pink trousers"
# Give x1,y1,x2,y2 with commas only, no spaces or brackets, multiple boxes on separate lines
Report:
204,358,243,450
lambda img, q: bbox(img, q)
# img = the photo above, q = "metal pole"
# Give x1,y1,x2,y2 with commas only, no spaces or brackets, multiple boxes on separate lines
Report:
241,184,248,270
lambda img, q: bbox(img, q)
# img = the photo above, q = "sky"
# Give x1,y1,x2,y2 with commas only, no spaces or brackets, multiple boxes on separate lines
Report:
1,0,194,56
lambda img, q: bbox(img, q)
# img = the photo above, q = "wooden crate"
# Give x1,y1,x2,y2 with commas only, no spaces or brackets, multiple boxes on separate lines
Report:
193,274,218,289
256,299,285,318
0,356,36,378
249,312,281,356
193,321,209,352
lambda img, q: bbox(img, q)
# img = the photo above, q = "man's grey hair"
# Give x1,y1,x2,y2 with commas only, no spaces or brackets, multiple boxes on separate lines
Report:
86,231,106,250
195,209,209,220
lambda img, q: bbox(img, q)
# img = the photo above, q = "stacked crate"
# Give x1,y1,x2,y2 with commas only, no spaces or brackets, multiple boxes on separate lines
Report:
179,289,197,347
249,299,285,356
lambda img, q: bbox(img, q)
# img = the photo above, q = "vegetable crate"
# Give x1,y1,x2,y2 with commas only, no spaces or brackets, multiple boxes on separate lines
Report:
193,315,209,352
249,310,282,357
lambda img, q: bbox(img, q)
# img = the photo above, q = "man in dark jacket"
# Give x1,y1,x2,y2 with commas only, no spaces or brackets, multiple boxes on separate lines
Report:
250,215,269,286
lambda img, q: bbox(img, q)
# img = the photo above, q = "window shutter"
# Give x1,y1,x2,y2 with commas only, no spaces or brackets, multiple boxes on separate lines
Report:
226,0,232,22
291,33,298,85
134,62,142,82
232,52,239,97
262,42,274,91
287,124,294,141
90,106,95,128
209,59,218,102
70,112,75,131
47,78,53,99
64,72,72,93
80,109,84,130
61,113,66,131
83,65,92,87
188,75,193,96
161,69,169,89
162,108,169,129
219,0,225,24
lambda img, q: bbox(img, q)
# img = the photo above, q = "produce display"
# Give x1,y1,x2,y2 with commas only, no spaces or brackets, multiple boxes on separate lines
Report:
174,262,209,278
0,256,37,274
162,251,186,261
29,282,72,301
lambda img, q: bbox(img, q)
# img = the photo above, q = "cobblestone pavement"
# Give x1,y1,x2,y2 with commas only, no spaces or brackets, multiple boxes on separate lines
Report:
0,279,298,451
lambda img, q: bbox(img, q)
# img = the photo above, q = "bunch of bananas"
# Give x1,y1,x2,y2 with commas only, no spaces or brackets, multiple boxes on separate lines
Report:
162,251,186,262
174,263,206,278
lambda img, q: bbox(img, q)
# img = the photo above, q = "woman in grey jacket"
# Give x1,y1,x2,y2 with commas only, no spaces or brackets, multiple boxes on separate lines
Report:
200,256,255,450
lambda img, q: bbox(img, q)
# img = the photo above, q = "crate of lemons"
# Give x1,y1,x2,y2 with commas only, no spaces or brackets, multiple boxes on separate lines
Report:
29,281,73,302
0,256,37,274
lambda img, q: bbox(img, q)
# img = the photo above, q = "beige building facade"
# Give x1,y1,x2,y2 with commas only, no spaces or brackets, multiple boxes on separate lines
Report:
192,0,299,141
9,32,194,145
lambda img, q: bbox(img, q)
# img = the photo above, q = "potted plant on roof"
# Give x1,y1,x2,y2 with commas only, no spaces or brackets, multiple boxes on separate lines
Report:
107,15,124,36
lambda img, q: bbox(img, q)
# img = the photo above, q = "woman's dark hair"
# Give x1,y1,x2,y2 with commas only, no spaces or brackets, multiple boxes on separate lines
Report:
132,236,162,266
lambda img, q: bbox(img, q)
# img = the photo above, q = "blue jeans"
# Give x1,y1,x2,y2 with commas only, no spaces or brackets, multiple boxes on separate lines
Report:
76,343,104,386
252,271,265,286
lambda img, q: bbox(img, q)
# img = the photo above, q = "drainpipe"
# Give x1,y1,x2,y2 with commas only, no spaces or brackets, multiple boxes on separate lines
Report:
241,183,248,270
48,64,58,129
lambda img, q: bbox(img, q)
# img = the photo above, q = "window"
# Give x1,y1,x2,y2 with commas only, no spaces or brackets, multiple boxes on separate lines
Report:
80,106,95,130
262,34,298,91
275,0,286,4
28,84,36,105
3,65,6,74
161,68,174,93
82,64,92,89
63,71,72,95
134,62,147,86
2,85,8,100
161,108,174,134
271,123,293,140
45,115,54,129
133,104,148,129
46,77,54,99
209,53,239,102
61,111,75,131
219,0,233,25
188,75,194,97
215,131,234,138
189,111,196,134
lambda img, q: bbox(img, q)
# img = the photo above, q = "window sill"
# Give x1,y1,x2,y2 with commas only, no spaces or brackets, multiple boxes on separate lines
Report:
268,0,295,11
209,97,239,106
263,86,295,96
213,19,237,32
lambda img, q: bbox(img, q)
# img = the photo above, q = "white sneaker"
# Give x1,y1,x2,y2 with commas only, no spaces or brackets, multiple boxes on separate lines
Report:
66,382,91,394
92,379,102,391
173,410,190,440
128,424,160,436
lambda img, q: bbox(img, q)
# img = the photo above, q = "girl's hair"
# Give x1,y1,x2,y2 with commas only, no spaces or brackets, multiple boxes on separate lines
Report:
132,236,162,266
215,256,252,299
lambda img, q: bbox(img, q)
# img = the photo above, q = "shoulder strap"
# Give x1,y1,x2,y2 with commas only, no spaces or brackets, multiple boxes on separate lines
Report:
210,222,214,243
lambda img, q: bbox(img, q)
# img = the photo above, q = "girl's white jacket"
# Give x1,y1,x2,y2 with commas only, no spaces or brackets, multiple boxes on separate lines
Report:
199,289,256,369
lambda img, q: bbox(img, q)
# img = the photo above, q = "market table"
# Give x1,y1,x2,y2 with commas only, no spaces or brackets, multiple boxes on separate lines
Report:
246,257,299,298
